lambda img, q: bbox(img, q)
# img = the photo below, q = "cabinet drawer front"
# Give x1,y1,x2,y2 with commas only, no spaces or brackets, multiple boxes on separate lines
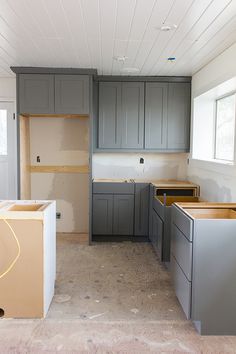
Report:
172,223,192,280
171,255,191,319
93,182,134,194
172,205,193,241
153,197,164,220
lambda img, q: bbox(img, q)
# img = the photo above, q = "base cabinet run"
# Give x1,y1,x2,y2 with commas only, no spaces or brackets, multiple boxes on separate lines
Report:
92,182,149,239
171,204,236,335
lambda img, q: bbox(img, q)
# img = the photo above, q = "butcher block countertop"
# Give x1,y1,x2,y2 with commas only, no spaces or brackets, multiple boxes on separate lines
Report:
175,202,236,209
93,178,199,187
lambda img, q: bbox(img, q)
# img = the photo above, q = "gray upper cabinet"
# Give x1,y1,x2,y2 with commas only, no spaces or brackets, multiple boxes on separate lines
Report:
145,83,168,149
167,83,190,150
98,82,122,148
55,75,89,114
18,73,90,115
121,82,144,149
19,74,54,114
98,82,144,149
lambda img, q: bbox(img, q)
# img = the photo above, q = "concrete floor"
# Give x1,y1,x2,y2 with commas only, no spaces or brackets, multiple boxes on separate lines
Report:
1,234,236,353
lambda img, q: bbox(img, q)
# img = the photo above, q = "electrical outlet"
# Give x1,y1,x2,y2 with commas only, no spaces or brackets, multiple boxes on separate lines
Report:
56,212,61,219
140,157,144,164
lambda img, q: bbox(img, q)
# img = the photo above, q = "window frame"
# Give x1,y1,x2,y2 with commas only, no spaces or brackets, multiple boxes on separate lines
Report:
213,92,236,163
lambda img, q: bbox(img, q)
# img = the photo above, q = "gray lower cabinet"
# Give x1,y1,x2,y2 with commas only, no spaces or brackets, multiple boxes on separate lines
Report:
18,73,90,114
92,194,113,235
134,183,149,237
19,74,54,114
92,183,134,237
113,194,134,235
98,82,144,149
145,83,168,149
151,210,163,257
171,204,236,335
55,75,89,114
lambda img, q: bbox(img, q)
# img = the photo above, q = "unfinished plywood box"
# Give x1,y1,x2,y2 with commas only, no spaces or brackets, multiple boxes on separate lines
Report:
0,200,56,318
19,114,90,238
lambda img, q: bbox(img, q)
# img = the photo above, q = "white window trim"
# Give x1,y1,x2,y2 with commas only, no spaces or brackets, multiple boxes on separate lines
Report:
213,92,236,163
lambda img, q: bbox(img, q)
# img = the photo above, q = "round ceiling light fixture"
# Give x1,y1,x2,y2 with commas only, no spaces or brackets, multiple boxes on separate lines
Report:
121,67,140,73
113,56,128,62
156,24,178,32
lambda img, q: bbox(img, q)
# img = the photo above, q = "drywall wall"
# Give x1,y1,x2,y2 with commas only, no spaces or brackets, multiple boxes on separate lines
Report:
188,42,236,202
0,78,17,199
30,117,89,233
93,153,188,180
0,78,16,100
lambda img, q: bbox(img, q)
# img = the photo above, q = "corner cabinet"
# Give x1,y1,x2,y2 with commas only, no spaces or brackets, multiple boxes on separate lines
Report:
18,74,90,115
98,82,144,149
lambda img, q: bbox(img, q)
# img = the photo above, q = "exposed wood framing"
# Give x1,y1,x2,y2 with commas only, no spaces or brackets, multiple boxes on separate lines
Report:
30,165,89,174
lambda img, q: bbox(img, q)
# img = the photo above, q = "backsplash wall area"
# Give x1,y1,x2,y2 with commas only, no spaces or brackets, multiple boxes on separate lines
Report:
93,153,188,180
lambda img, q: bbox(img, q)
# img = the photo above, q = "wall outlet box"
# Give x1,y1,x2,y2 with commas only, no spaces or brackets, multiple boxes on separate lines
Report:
56,212,61,219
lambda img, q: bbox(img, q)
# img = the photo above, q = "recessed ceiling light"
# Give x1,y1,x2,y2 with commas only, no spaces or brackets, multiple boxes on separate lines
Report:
121,67,140,73
156,24,178,32
113,56,128,62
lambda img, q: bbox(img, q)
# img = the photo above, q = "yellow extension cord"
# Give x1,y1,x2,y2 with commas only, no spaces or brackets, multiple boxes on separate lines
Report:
0,219,21,279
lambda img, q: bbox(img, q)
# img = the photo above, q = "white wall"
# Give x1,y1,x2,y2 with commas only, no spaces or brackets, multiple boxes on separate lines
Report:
93,153,188,181
0,77,16,100
188,42,236,202
0,77,17,199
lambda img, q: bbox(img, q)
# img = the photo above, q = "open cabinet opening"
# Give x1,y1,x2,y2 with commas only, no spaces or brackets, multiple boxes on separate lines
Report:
19,114,90,242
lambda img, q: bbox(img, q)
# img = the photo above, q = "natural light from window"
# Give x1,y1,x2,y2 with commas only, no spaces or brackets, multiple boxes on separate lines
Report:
0,109,7,155
215,94,235,162
192,77,236,166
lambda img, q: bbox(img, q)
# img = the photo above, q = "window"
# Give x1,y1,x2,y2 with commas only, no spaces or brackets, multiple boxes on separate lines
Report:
0,109,7,155
215,94,236,162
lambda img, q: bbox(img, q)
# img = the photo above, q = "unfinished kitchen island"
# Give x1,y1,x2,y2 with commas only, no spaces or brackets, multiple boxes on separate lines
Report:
171,202,236,335
0,200,56,318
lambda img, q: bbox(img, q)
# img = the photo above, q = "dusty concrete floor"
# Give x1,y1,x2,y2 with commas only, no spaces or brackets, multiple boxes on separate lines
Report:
1,234,236,353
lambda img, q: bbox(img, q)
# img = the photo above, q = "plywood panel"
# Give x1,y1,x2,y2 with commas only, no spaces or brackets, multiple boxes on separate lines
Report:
19,115,31,199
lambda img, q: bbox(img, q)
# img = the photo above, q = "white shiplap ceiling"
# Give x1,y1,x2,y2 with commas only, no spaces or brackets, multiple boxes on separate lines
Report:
0,0,236,77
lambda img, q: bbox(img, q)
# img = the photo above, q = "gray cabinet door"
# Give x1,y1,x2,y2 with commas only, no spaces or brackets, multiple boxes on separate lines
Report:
145,83,168,149
19,74,54,114
167,83,190,151
134,183,149,236
152,210,164,258
55,75,89,114
121,82,144,148
92,194,113,235
98,82,122,148
113,194,134,235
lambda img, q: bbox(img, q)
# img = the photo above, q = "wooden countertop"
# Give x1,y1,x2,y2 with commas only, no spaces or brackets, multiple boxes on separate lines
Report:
93,179,199,188
175,202,236,209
